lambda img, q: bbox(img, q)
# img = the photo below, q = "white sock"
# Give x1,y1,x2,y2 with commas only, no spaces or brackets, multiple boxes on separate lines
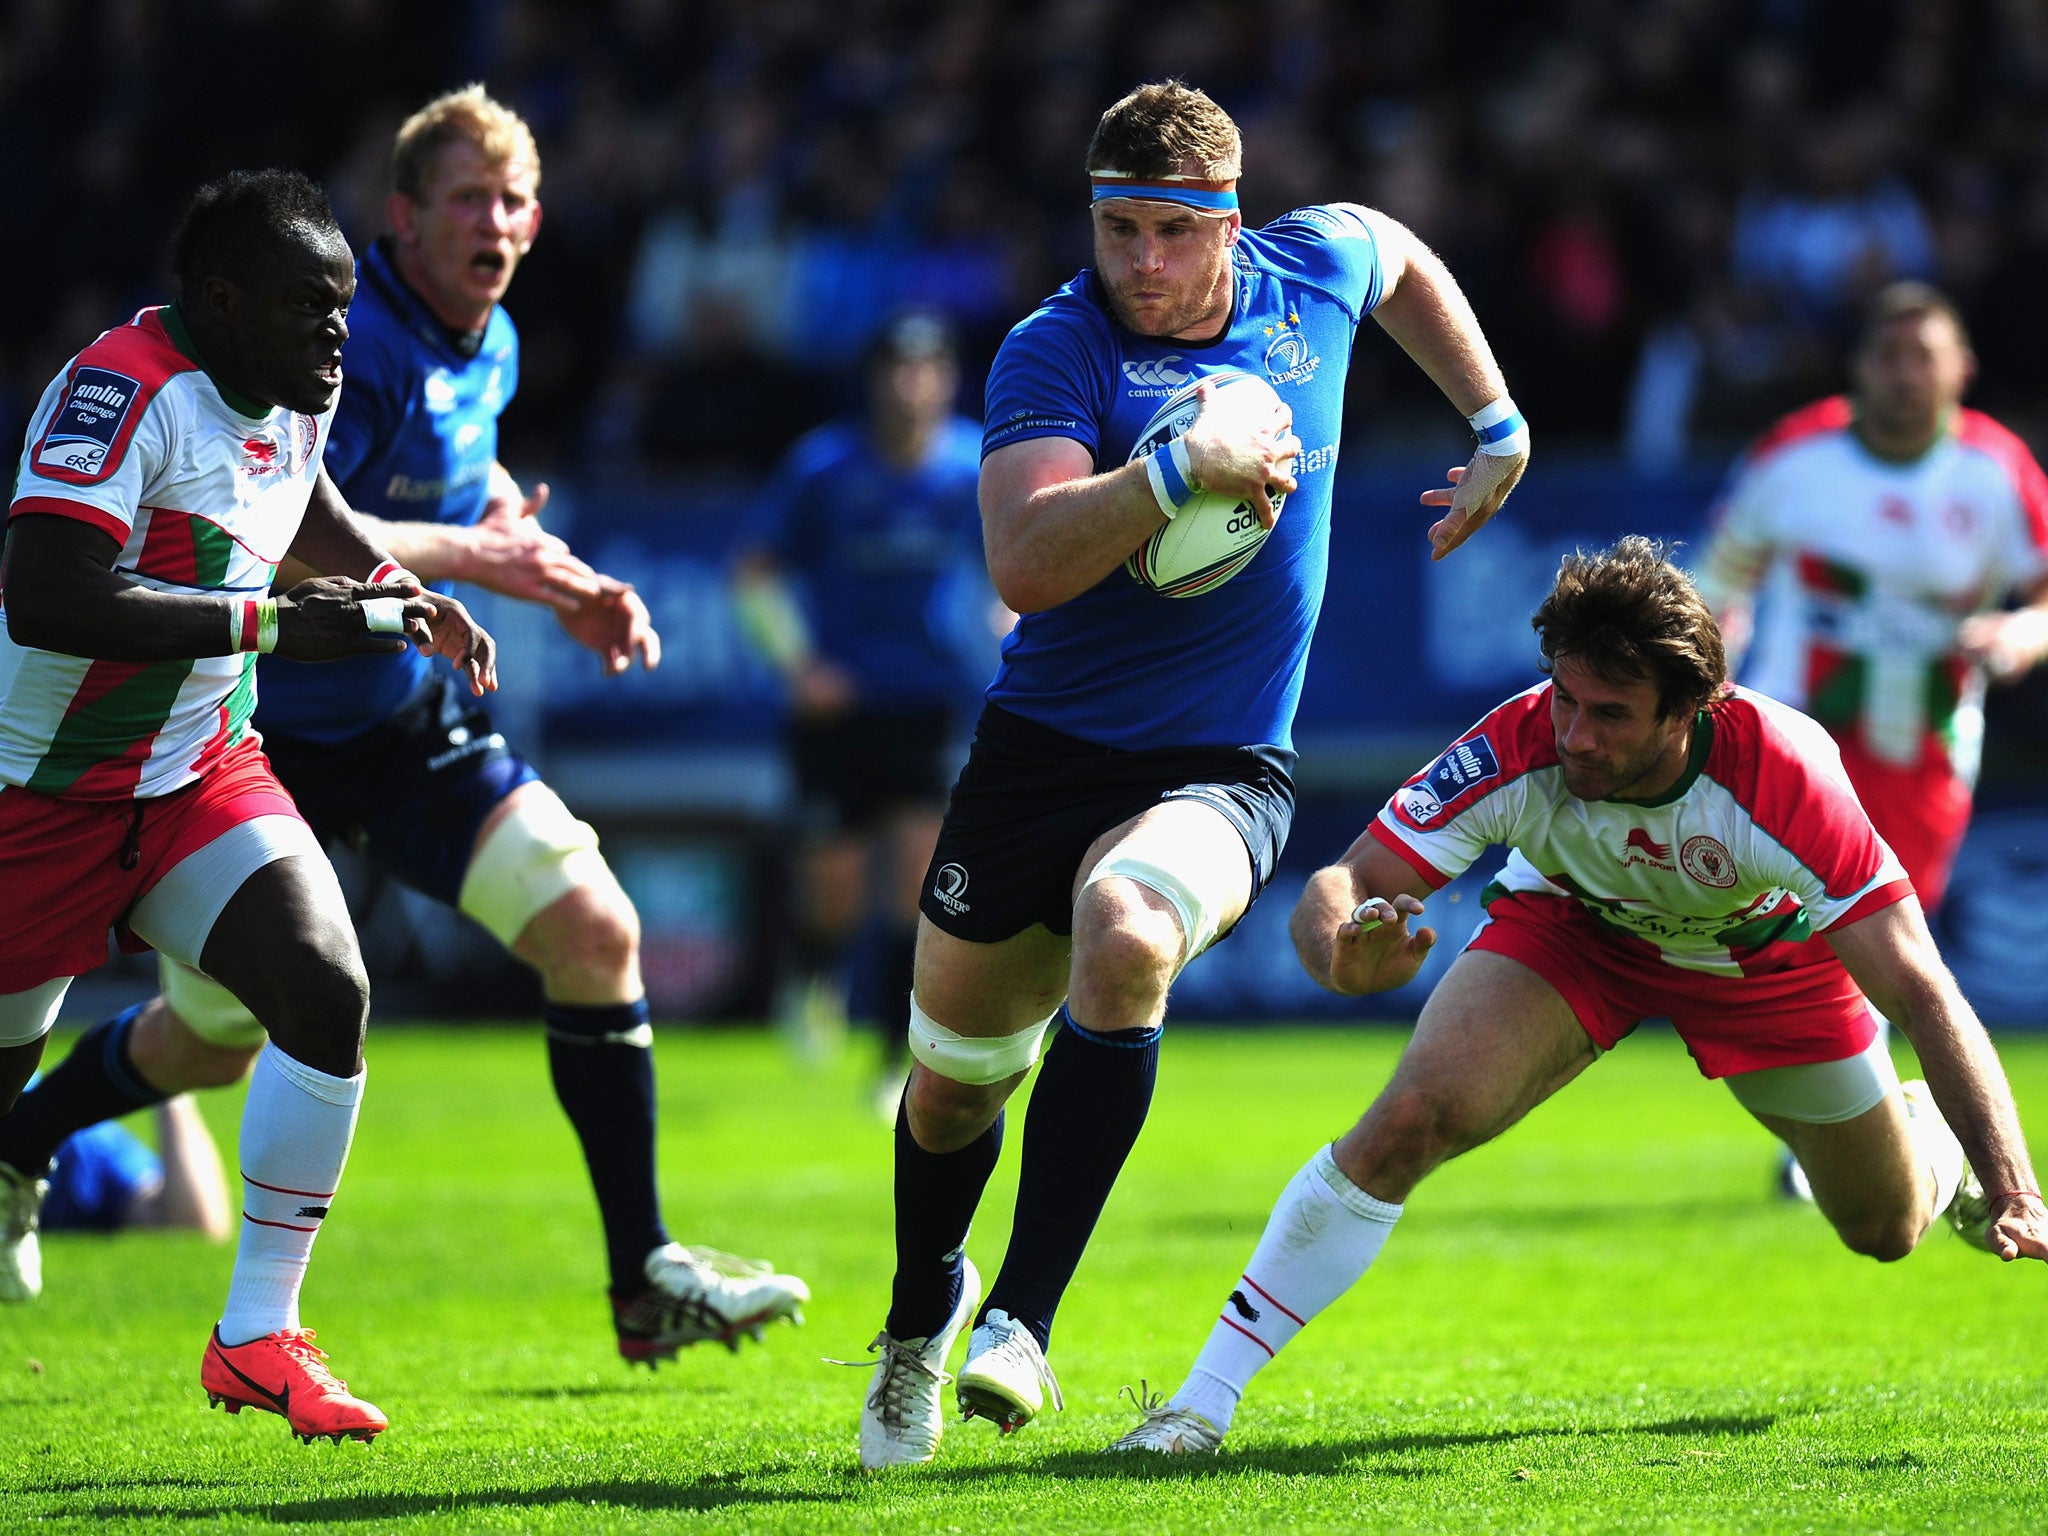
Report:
1171,1145,1401,1433
217,1044,363,1346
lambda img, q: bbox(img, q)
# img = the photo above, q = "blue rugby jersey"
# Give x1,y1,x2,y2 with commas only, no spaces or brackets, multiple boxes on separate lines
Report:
981,204,1385,750
254,237,519,742
753,416,987,706
43,1120,161,1231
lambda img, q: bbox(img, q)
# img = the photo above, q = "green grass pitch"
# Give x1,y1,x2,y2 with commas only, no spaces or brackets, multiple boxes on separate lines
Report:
5,1022,2048,1534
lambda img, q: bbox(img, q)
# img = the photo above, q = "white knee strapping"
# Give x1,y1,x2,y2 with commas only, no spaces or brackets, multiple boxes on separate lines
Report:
1084,851,1230,963
160,955,268,1050
907,998,1056,1085
0,976,72,1048
458,786,609,947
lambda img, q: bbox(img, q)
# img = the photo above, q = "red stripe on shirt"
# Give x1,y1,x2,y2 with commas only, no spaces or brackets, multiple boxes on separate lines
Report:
1953,407,2048,557
7,496,131,545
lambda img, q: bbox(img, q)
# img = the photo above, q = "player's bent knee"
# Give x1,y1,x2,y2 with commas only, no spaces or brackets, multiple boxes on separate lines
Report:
1834,1210,1921,1263
161,957,268,1052
907,997,1056,1086
1081,852,1220,966
459,786,611,950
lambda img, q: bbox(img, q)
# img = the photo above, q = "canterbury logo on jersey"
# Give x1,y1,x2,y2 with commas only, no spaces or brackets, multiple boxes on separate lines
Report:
1121,356,1190,388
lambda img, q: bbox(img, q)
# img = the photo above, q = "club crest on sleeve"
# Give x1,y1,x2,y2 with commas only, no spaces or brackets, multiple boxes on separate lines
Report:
34,366,141,482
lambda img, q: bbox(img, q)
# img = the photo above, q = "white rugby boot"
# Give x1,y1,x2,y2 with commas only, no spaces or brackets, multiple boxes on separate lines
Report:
850,1258,981,1469
0,1161,48,1303
1107,1382,1224,1455
613,1244,810,1365
956,1308,1063,1433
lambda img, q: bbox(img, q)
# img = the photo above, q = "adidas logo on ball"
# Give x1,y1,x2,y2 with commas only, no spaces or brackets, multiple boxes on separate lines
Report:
1124,369,1286,598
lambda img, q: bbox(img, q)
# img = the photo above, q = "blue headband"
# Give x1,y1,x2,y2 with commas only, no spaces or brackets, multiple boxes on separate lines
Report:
1089,171,1239,214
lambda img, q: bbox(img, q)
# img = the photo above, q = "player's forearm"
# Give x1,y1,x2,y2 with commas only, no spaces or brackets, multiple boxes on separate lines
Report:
1905,995,2039,1199
1291,864,1363,993
147,1096,233,1240
1370,239,1509,420
983,459,1163,613
286,471,404,583
344,516,469,580
8,579,253,661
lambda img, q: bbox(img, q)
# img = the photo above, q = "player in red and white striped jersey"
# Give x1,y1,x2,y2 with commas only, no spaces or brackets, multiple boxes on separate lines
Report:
1697,282,2048,914
0,171,494,1445
1112,538,2046,1456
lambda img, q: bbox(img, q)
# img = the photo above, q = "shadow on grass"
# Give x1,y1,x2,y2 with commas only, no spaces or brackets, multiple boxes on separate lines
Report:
76,1474,852,1522
930,1411,1782,1485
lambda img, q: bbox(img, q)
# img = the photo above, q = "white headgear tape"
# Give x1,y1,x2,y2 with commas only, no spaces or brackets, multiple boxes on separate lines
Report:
907,998,1057,1086
1083,851,1227,963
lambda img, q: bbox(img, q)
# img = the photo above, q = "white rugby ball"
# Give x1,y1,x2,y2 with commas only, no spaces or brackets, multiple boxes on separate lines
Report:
1124,369,1286,599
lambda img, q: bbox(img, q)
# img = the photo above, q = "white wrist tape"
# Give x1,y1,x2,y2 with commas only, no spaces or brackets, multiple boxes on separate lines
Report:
1467,396,1529,458
361,596,409,635
1144,437,1198,519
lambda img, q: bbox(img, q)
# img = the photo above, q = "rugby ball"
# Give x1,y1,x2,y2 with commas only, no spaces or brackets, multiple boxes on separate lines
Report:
1125,369,1286,598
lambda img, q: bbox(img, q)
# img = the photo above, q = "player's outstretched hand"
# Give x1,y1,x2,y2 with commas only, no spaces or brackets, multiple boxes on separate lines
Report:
274,575,438,661
1985,1191,2048,1263
556,576,661,676
1957,607,2048,682
1420,449,1527,561
1182,379,1302,529
410,586,499,695
468,482,604,610
1328,895,1437,995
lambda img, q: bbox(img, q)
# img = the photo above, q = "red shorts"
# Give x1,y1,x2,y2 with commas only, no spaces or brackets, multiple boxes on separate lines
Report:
1468,890,1877,1078
0,738,301,992
1833,734,1972,914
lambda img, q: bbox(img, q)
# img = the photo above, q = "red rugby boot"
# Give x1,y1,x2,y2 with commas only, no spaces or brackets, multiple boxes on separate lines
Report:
202,1325,388,1444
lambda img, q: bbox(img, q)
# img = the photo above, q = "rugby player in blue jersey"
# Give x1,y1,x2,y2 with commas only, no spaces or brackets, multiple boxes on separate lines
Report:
0,87,809,1363
849,80,1529,1469
733,312,992,1115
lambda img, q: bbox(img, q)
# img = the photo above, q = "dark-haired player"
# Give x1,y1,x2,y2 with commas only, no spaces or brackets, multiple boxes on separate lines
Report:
851,79,1527,1469
1115,537,2046,1454
0,85,808,1364
734,311,990,1113
0,167,496,1443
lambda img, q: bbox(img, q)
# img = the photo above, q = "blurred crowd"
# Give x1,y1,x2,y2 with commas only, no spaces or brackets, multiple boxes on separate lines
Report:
9,0,2048,475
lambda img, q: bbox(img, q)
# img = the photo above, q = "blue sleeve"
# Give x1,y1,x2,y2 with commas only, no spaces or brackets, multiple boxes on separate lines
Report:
42,1122,161,1232
982,302,1110,463
1255,204,1386,320
749,428,835,571
324,328,406,487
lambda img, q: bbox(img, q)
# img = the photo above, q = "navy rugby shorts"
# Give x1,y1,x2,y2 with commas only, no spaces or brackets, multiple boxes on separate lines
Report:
259,669,539,908
919,702,1295,945
791,703,960,835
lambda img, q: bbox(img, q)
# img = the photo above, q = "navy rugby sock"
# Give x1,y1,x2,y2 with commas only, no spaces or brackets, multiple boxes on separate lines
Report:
0,1003,166,1176
543,999,670,1295
888,1097,1004,1341
848,923,917,1071
982,1007,1160,1352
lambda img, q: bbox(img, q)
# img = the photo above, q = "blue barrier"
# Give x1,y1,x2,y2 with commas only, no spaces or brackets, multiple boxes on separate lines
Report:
509,459,2048,1026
